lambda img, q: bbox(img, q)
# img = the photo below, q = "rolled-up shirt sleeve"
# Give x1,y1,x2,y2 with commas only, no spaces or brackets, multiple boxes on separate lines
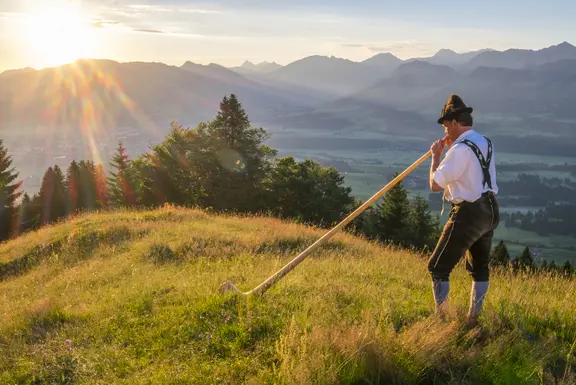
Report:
433,145,469,188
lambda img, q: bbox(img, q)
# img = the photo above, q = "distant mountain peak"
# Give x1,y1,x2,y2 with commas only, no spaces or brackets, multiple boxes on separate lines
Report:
241,60,279,67
238,60,282,72
366,52,401,61
182,61,221,70
180,61,248,83
361,52,402,68
0,67,37,77
434,48,458,57
294,55,355,64
462,41,576,71
544,41,576,52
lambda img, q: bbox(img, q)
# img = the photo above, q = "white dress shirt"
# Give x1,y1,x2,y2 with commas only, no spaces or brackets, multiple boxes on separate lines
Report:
433,129,498,204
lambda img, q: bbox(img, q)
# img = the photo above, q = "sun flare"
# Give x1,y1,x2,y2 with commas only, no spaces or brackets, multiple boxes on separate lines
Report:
23,2,97,67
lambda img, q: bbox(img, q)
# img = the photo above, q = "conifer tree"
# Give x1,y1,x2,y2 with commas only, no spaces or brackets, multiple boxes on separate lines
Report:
52,165,67,219
65,160,81,214
77,160,98,211
37,165,67,224
108,141,137,207
374,173,411,246
17,193,35,233
490,240,511,267
130,157,158,208
562,260,574,277
199,94,277,212
38,166,55,224
144,127,199,207
28,193,43,230
94,164,108,208
348,203,380,240
518,246,536,272
407,194,441,251
548,260,558,272
0,139,23,240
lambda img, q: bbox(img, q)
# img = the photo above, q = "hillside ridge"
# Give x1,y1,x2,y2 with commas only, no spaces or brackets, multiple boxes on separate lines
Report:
1,206,575,384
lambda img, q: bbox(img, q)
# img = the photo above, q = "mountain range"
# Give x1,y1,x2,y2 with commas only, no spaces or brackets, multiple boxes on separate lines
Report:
282,55,576,125
1,41,575,164
0,59,317,134
231,61,283,75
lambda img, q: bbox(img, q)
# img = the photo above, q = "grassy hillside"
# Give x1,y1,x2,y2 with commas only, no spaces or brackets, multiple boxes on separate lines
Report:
1,206,575,384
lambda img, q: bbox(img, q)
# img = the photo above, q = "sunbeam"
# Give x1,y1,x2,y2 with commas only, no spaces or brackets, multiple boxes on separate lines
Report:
22,1,99,68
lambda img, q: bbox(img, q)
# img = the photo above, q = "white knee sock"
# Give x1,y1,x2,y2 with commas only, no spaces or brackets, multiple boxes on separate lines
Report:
432,280,450,308
469,281,489,317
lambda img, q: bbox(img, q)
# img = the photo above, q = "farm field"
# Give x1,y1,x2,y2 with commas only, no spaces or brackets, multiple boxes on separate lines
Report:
273,135,576,263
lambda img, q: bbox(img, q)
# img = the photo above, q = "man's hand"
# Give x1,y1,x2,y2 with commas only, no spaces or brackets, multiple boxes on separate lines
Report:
429,136,449,192
430,138,446,159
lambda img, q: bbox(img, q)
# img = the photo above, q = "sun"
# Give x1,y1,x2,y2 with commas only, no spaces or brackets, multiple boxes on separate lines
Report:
23,2,97,67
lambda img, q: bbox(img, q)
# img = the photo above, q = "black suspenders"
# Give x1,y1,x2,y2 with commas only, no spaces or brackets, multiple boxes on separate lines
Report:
460,137,493,190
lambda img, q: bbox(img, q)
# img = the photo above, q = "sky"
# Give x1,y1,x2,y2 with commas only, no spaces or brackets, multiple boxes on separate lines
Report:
1,0,575,72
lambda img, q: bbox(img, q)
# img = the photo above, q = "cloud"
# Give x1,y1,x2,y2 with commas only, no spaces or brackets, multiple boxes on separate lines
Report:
0,10,119,32
128,5,175,13
133,28,165,34
126,4,223,14
369,45,402,53
91,3,226,37
88,16,166,34
369,41,428,53
289,14,344,24
0,12,26,20
89,18,120,29
0,0,21,13
341,43,366,48
341,40,430,54
180,9,223,14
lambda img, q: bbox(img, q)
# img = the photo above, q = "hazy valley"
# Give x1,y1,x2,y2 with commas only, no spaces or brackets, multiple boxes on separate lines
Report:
1,41,576,262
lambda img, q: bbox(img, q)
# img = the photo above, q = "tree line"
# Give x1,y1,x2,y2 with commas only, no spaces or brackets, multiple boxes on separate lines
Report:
501,205,576,237
0,94,441,252
497,173,576,207
496,163,576,175
489,241,575,277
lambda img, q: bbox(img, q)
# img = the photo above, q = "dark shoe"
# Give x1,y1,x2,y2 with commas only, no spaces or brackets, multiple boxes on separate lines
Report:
465,314,479,329
434,301,450,322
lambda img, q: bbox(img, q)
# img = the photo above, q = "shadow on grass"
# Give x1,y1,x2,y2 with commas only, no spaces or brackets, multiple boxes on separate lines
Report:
146,243,181,264
16,298,82,344
175,236,238,260
0,240,63,281
0,226,140,281
255,236,349,255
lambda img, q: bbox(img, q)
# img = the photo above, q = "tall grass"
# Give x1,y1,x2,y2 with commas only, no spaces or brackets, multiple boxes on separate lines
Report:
0,205,574,384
